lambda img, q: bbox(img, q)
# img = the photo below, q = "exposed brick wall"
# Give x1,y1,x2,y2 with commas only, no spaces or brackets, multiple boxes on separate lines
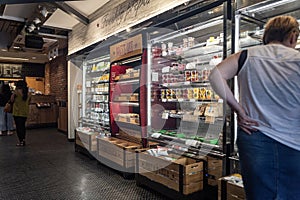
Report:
45,56,68,102
45,63,50,94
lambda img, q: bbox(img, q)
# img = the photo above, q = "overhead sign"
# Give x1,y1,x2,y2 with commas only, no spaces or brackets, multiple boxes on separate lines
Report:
110,34,143,62
69,0,190,55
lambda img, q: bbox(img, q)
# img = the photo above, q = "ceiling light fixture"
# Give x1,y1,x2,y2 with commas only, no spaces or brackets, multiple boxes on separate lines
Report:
33,18,41,24
0,57,29,61
41,7,49,18
245,0,298,13
27,24,36,32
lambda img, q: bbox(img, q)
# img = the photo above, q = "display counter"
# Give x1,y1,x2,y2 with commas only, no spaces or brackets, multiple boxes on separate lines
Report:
26,95,58,127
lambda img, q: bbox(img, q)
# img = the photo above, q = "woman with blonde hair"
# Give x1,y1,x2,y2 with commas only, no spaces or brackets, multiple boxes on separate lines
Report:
209,16,300,199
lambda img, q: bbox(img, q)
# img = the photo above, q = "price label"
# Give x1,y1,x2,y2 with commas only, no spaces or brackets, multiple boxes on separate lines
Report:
183,114,199,122
162,99,167,102
178,98,184,102
86,81,91,87
162,112,169,119
152,72,159,82
151,133,161,139
186,139,198,147
190,99,196,102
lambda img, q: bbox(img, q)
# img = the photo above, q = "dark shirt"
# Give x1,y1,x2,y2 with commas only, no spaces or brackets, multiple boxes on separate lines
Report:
0,92,12,107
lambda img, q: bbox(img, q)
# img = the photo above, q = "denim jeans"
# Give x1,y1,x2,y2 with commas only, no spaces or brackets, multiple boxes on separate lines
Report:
0,107,14,131
237,129,300,200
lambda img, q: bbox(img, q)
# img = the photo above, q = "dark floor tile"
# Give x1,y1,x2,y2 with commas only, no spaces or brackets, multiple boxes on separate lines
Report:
0,128,168,200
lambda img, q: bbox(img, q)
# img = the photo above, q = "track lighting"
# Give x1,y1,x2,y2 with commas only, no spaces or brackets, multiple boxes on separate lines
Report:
40,7,49,18
27,24,36,32
33,18,41,24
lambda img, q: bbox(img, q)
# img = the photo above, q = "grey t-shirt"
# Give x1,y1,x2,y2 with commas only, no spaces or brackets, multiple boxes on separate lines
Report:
238,44,300,151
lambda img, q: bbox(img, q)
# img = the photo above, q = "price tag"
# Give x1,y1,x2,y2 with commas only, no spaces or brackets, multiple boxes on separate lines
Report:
151,133,162,139
152,72,159,82
162,99,167,102
186,139,198,147
178,98,184,102
190,99,196,102
86,81,91,87
182,114,198,122
162,112,169,119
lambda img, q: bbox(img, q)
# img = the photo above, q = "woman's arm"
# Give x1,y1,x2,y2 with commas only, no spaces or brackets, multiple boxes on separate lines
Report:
10,93,16,103
209,52,258,134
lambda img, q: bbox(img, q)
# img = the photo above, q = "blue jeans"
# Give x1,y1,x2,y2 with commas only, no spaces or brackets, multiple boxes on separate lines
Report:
237,129,300,200
0,107,14,131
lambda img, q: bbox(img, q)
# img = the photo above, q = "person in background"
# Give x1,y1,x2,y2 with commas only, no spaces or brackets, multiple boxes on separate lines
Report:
0,84,14,136
10,80,31,146
209,16,300,200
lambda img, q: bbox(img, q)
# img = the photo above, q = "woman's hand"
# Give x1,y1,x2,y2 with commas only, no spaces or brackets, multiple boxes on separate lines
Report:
237,110,259,135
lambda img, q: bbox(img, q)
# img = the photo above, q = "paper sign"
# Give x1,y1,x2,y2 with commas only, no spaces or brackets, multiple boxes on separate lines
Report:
152,72,159,82
162,112,169,119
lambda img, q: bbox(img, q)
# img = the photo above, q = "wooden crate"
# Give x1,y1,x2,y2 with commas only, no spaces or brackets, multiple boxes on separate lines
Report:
138,152,205,195
76,130,97,152
207,156,223,186
98,137,141,169
218,174,245,200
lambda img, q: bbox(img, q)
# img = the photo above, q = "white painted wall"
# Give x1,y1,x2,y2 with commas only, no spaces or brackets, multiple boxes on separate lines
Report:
68,60,83,139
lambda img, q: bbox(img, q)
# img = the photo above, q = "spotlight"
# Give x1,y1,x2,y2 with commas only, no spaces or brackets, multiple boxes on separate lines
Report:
33,18,41,24
27,24,36,32
41,7,49,17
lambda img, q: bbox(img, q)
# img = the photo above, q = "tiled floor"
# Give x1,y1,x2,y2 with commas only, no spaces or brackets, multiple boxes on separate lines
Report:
0,128,168,200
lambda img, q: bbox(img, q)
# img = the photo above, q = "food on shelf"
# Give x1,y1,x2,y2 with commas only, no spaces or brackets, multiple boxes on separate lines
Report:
99,74,109,81
91,61,110,72
194,104,207,116
119,69,140,80
115,93,139,102
116,113,140,124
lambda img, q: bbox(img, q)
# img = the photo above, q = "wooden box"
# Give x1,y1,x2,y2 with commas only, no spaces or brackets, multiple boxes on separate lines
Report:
218,174,245,200
227,182,245,200
138,152,205,195
97,137,141,169
76,130,97,152
207,156,223,186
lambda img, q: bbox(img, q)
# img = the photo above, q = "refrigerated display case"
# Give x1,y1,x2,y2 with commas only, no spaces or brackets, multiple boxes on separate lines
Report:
135,0,234,198
96,34,149,176
75,49,111,157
